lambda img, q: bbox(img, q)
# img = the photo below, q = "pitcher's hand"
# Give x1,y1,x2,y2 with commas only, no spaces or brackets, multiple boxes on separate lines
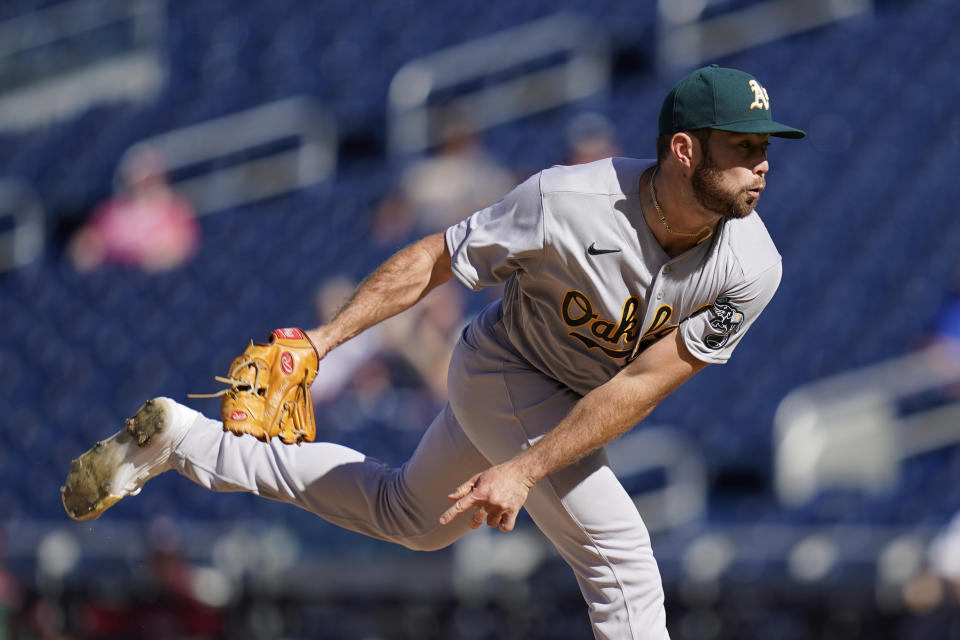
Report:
439,462,535,532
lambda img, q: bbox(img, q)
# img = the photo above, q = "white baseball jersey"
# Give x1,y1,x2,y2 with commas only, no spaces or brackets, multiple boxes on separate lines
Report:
445,157,781,396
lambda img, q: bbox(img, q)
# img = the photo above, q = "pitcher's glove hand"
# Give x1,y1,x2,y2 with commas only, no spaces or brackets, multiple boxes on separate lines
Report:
190,328,320,444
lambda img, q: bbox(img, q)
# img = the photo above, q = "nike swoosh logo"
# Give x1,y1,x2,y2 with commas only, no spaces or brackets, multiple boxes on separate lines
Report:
587,242,621,255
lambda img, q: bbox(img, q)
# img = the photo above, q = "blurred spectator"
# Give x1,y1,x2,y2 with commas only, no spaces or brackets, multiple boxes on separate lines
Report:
381,281,468,401
372,107,515,246
310,276,387,406
311,275,468,407
79,518,223,639
69,147,200,273
563,112,621,165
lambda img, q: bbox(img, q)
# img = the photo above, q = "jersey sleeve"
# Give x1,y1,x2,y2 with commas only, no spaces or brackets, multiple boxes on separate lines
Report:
444,172,545,291
680,260,782,364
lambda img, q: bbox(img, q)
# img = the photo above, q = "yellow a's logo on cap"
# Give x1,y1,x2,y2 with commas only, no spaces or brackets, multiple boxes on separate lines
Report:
748,79,770,110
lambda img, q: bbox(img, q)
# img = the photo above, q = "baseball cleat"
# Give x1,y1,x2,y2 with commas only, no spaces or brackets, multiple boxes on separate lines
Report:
61,397,185,521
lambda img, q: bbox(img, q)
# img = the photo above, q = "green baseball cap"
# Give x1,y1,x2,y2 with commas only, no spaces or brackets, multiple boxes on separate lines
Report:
658,65,805,139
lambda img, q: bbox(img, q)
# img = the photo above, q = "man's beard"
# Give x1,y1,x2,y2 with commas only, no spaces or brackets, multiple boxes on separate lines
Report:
691,156,760,220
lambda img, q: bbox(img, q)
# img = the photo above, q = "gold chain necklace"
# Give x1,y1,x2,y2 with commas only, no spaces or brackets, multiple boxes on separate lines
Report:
650,166,713,242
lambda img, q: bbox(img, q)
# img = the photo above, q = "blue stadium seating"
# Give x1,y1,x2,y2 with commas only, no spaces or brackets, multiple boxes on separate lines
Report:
2,0,959,549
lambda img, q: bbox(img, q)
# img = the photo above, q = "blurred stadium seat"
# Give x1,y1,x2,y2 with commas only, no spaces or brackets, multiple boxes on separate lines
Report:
3,0,960,637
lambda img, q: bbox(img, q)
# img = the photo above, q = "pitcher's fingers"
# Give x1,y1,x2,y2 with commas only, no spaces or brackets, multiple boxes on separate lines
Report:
471,508,488,530
439,491,478,525
499,509,519,532
447,473,481,500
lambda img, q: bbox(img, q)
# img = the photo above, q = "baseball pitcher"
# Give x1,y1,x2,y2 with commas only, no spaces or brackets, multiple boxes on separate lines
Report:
62,66,804,639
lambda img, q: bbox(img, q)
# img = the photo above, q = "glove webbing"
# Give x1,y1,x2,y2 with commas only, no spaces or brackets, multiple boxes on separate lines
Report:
187,357,267,411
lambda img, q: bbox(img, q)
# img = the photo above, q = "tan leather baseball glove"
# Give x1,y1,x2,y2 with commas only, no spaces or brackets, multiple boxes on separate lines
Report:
190,328,320,444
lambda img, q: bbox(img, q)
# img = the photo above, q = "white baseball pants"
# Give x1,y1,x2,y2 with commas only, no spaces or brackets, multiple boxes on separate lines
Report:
169,303,669,640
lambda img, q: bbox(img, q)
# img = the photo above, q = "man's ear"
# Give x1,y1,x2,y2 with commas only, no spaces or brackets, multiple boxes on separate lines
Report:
670,132,696,170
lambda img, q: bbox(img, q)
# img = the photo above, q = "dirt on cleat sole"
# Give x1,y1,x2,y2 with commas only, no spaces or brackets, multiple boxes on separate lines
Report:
61,399,168,521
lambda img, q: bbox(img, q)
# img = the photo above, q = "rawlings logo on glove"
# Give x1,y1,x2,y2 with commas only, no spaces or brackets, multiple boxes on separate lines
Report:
190,328,320,444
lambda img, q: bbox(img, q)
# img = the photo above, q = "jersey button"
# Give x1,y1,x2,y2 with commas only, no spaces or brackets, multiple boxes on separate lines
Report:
656,291,664,300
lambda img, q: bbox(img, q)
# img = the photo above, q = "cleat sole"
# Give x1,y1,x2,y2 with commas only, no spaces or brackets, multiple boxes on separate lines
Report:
61,400,169,521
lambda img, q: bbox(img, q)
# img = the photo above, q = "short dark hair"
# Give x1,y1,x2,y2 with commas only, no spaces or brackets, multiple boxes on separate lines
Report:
656,128,712,163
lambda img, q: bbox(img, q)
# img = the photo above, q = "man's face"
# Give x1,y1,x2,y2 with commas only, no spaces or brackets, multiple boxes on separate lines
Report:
690,131,770,220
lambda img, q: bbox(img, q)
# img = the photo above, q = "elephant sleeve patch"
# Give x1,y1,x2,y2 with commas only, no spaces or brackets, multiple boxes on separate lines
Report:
704,296,744,350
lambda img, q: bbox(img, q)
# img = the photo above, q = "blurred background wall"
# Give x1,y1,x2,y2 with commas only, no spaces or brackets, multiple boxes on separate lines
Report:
2,0,960,638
